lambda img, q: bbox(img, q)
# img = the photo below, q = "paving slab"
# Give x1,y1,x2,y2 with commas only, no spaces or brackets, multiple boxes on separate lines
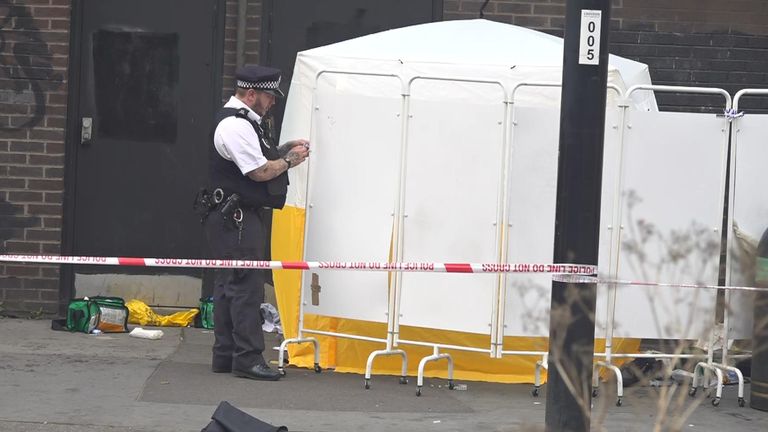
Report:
1,319,767,432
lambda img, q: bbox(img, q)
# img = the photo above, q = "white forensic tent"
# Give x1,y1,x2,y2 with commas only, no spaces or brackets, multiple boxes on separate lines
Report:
271,19,656,382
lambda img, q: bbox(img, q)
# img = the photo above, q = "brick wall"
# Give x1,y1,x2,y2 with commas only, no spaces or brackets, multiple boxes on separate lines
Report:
444,0,768,112
613,0,768,112
1,0,68,315
221,0,263,102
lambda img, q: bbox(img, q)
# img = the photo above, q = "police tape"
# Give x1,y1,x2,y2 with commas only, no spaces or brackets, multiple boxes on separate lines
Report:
552,274,768,293
0,254,597,275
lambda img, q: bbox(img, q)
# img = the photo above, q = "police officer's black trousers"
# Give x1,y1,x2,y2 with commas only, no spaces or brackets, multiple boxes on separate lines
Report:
204,207,272,371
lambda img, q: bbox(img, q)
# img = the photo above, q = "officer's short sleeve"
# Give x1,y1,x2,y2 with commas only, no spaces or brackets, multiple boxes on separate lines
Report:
214,117,268,175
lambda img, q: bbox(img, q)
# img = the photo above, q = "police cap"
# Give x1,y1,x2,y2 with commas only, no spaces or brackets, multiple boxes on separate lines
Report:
235,64,285,97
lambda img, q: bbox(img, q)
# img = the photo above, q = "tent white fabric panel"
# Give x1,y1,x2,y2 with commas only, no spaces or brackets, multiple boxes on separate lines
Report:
501,103,622,337
612,111,726,339
300,75,403,323
727,115,768,338
397,80,505,334
503,106,560,337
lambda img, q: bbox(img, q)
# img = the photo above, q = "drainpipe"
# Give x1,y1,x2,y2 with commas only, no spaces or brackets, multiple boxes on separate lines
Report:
236,0,247,68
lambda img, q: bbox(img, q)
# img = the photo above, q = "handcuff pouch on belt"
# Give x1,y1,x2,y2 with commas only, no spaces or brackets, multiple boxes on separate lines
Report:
192,188,221,222
193,188,242,226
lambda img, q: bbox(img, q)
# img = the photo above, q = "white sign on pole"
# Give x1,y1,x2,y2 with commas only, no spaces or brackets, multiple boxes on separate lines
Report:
579,10,602,65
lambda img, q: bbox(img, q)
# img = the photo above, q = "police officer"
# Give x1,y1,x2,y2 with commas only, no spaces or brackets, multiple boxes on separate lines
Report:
206,64,309,381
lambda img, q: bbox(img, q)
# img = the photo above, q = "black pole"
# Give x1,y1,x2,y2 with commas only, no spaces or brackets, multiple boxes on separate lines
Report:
545,1,611,431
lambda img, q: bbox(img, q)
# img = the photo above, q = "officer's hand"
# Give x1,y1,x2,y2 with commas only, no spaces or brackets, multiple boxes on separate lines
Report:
285,143,309,168
285,139,309,151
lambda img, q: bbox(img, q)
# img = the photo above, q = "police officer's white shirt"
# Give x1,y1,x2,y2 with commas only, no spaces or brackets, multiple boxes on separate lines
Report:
213,96,267,175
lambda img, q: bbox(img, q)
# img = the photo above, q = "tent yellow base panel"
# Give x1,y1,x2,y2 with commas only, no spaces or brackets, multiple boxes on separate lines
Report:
272,205,639,384
288,315,639,384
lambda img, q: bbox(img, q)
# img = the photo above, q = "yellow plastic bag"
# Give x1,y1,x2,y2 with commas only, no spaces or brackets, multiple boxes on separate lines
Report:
126,299,199,327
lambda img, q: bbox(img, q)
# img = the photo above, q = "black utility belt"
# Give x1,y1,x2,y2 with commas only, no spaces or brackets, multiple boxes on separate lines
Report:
212,189,272,211
192,188,272,224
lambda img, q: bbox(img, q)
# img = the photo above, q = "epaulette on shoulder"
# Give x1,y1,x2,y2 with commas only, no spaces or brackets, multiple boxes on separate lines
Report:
234,108,250,119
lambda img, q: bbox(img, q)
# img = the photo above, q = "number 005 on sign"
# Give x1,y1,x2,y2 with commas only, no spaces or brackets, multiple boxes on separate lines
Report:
579,10,602,66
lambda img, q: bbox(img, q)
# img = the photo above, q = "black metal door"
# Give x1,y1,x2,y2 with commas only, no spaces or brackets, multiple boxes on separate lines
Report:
262,0,443,137
64,0,223,271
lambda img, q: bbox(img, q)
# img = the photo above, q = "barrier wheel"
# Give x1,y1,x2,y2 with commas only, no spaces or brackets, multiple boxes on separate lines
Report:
448,381,455,390
711,397,720,407
364,379,370,390
531,387,540,398
616,397,623,407
279,368,286,377
738,397,745,407
688,387,697,397
314,363,322,373
592,388,599,398
416,387,422,397
399,376,408,385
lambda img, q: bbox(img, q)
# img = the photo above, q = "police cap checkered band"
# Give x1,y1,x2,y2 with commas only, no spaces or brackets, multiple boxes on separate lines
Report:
236,77,281,90
235,64,285,97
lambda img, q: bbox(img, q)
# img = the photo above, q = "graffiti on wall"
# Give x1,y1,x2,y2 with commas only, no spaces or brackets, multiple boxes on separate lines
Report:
0,1,63,131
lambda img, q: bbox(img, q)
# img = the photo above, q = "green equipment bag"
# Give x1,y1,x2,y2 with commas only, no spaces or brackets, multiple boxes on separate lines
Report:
55,296,129,333
65,298,102,333
195,296,214,329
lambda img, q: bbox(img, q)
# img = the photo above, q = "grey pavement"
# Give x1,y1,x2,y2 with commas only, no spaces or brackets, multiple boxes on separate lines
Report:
0,318,766,431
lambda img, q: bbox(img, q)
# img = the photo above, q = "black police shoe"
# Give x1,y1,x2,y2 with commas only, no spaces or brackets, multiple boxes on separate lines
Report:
211,365,232,373
232,363,282,381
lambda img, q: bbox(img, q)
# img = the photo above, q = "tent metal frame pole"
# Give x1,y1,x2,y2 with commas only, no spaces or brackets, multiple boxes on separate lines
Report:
591,84,626,404
363,70,411,389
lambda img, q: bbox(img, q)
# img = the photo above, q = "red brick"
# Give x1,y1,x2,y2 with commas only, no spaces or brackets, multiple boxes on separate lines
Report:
47,93,68,105
42,216,61,229
497,3,531,15
44,167,64,179
41,267,60,278
533,4,565,16
45,116,66,129
0,128,29,140
4,265,40,277
46,142,65,154
5,240,42,253
0,178,26,189
46,105,68,117
0,103,30,115
8,191,44,202
30,6,71,19
27,204,61,215
27,179,63,191
50,19,70,31
28,154,64,166
9,166,44,178
10,141,45,153
29,129,64,142
0,153,27,164
41,243,61,254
